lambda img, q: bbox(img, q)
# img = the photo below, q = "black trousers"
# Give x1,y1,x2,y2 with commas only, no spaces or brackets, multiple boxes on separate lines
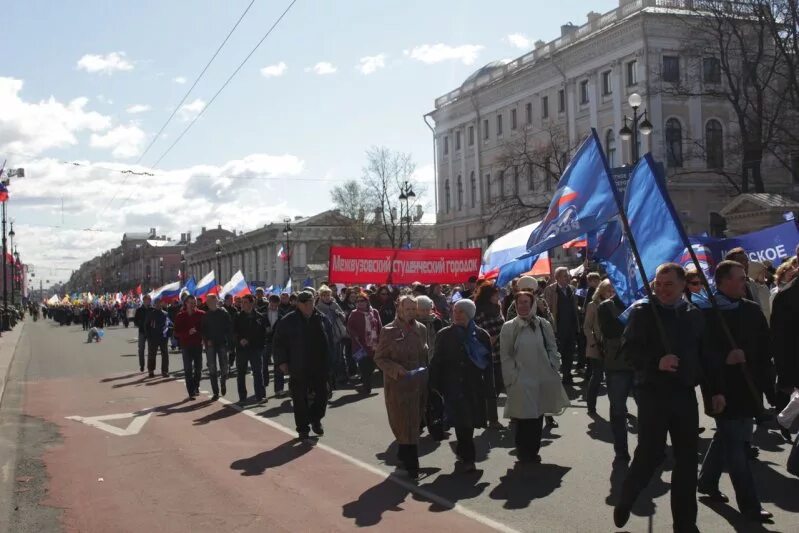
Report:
397,444,419,472
290,371,329,434
455,426,476,462
557,333,577,379
619,387,699,530
515,417,544,460
358,356,376,391
147,338,169,374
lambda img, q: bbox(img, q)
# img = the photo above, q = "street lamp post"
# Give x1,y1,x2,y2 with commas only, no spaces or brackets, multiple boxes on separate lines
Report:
159,257,164,285
398,181,416,248
215,239,222,282
13,248,19,306
618,92,653,165
180,249,187,286
8,222,15,308
282,219,293,288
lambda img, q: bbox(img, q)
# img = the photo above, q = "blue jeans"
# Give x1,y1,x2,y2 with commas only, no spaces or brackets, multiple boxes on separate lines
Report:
237,347,265,402
181,346,203,397
206,342,228,395
699,418,761,514
606,370,636,457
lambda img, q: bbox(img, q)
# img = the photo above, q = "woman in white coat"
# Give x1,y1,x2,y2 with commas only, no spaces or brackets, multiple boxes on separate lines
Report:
500,290,571,463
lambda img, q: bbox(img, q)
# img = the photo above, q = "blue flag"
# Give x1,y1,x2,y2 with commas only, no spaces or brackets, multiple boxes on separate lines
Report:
183,276,197,296
592,218,639,306
524,129,618,257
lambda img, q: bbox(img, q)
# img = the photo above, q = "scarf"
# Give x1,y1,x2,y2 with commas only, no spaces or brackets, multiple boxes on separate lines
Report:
458,320,491,370
358,308,379,348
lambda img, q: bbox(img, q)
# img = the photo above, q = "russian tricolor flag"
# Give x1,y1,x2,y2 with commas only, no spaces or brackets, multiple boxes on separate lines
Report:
150,281,182,303
219,270,251,299
194,271,218,301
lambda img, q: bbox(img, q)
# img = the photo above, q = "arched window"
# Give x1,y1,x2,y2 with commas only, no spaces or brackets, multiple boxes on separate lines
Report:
606,129,616,167
444,179,451,213
666,118,683,168
705,119,724,169
456,175,463,210
470,171,476,208
498,170,505,198
485,173,492,203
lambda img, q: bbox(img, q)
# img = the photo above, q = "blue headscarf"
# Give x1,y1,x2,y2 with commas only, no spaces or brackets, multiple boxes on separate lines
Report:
459,319,491,370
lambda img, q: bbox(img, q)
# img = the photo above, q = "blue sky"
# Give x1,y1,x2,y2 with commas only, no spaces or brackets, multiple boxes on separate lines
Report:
0,0,617,283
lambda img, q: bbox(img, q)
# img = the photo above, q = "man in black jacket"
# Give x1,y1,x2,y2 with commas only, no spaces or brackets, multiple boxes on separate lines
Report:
133,295,152,372
263,294,286,397
697,260,774,522
273,291,335,440
223,293,239,370
233,294,266,405
614,263,722,531
201,293,233,398
771,247,799,416
145,298,170,378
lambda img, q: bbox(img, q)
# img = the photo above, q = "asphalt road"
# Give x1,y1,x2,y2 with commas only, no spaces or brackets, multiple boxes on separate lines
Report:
0,319,797,532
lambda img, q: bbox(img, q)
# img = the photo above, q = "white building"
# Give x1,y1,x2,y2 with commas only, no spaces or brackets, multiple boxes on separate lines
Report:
427,0,797,250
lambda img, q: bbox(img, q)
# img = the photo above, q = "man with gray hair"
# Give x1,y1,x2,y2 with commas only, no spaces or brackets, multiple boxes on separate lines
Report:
544,267,580,385
415,296,442,360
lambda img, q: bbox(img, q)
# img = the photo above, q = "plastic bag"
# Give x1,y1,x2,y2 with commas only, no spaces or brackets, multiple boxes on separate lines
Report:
777,390,799,431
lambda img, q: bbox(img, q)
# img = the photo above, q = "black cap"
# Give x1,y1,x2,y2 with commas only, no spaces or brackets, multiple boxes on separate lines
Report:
297,291,314,303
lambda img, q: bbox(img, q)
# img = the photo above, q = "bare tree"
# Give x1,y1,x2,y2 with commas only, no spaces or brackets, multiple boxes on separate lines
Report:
330,180,377,244
487,124,581,233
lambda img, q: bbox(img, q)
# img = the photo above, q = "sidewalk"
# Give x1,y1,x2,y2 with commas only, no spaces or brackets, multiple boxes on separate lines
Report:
0,319,26,406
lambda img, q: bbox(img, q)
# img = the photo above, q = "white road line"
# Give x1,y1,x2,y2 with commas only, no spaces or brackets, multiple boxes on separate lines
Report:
181,381,519,533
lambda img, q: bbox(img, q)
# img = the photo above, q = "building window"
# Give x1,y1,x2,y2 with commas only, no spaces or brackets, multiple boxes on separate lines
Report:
580,80,589,104
483,119,489,140
525,102,532,125
511,108,517,130
498,170,505,198
457,175,463,210
666,118,683,167
663,55,680,83
527,163,534,190
444,179,451,212
626,60,638,86
602,70,613,95
470,171,476,207
542,96,549,119
443,136,449,155
606,129,616,167
468,125,474,146
485,173,492,202
455,130,461,151
513,166,519,195
703,57,721,84
558,89,565,113
705,119,724,168
496,114,503,136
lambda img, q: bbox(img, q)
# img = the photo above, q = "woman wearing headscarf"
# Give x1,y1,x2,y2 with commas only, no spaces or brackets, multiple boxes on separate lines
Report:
346,291,383,395
375,295,429,478
473,283,505,428
500,291,570,463
415,296,443,360
583,279,614,415
429,299,492,472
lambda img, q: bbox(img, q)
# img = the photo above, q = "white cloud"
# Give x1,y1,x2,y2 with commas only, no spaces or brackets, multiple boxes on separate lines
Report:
412,163,434,184
506,33,531,49
89,124,146,159
260,62,287,78
125,104,151,114
357,54,386,75
173,76,187,84
96,94,114,105
178,98,205,121
403,44,484,65
0,77,111,156
305,62,337,75
76,52,134,74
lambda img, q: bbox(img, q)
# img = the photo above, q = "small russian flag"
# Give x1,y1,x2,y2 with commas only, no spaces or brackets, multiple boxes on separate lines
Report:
0,183,9,203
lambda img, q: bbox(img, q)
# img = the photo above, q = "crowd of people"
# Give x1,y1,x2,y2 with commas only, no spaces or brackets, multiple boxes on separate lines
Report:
42,242,799,531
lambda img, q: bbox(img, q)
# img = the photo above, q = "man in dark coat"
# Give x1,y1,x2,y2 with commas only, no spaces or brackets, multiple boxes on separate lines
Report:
145,298,170,378
133,295,152,372
543,267,581,385
771,247,799,408
273,291,335,440
697,260,774,523
429,298,492,473
232,294,267,405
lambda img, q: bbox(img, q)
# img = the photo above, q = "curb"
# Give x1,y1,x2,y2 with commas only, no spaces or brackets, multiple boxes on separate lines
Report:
0,319,26,407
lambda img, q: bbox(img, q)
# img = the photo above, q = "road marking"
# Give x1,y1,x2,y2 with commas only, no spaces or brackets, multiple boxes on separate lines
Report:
65,409,152,437
185,381,519,533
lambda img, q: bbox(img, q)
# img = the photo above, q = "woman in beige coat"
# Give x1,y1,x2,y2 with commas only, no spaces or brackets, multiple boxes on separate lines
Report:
583,279,615,415
374,295,429,478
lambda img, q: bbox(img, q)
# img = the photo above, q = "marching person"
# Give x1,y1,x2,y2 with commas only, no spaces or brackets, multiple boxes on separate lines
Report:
415,296,443,361
473,283,505,429
201,293,232,399
223,293,239,371
263,294,287,398
614,263,720,531
500,291,570,464
233,294,267,405
316,285,348,389
543,267,581,385
429,298,492,473
583,279,614,415
174,295,205,400
145,298,170,378
771,245,799,444
697,260,774,523
374,295,429,478
274,291,336,440
347,291,383,395
133,294,152,372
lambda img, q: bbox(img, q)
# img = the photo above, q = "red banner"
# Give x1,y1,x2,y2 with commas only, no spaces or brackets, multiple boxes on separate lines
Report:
328,246,482,285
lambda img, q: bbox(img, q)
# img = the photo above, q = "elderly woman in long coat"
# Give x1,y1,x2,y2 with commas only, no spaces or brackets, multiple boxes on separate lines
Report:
430,298,492,472
374,295,429,478
500,290,570,464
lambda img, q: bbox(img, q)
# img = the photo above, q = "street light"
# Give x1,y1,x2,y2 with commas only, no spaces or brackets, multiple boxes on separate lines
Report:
618,92,653,164
159,256,164,285
398,181,416,248
13,248,19,307
8,222,15,309
180,249,187,286
215,239,222,282
282,219,293,288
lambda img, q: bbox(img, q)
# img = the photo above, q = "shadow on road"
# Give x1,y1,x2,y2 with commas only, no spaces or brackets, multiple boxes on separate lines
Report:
342,476,413,527
419,469,490,512
100,372,142,383
154,398,214,416
329,391,374,408
587,413,615,444
230,439,313,476
489,462,571,509
193,404,239,426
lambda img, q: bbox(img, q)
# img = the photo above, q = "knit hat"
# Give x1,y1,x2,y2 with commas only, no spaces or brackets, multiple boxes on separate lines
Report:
454,298,476,320
517,276,537,291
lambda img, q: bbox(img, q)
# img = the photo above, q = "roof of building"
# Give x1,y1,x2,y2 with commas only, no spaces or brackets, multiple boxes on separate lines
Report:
720,193,799,216
461,61,509,88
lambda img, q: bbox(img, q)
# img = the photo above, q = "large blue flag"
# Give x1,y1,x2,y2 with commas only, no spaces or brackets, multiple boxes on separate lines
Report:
525,129,619,257
182,276,197,296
